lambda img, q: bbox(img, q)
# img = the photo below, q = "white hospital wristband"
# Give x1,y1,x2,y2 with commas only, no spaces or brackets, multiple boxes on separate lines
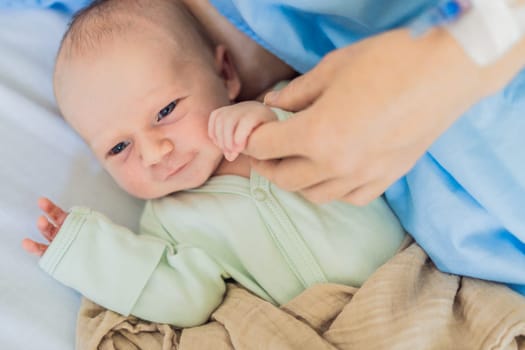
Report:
446,0,525,66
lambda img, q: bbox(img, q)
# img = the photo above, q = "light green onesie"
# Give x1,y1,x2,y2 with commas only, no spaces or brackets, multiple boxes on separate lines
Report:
39,109,406,328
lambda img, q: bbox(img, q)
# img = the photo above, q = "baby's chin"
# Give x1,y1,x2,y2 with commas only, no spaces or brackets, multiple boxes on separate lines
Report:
124,186,177,201
115,182,169,201
122,177,211,200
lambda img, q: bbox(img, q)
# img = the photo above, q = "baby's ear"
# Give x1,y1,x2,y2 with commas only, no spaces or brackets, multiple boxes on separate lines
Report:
214,45,241,101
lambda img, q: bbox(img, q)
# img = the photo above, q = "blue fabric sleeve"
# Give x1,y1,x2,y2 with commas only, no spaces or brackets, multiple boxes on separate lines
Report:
0,0,89,12
209,0,437,73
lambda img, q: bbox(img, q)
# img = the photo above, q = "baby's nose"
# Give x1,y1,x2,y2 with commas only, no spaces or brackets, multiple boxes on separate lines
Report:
140,137,174,167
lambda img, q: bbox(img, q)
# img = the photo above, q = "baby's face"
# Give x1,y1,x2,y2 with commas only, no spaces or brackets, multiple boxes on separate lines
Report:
56,39,237,199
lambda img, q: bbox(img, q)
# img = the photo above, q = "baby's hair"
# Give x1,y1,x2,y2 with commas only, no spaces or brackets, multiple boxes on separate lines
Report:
57,0,214,62
53,0,216,110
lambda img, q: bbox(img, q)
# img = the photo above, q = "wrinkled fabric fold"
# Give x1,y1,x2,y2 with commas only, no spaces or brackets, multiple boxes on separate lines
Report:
77,242,525,350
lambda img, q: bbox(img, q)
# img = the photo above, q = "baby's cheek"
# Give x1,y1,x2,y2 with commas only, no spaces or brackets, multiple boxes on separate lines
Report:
109,168,152,199
119,179,148,199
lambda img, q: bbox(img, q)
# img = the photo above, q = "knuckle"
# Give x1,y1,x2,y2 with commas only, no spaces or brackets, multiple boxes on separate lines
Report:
244,115,259,128
304,134,318,155
318,51,340,75
322,50,338,65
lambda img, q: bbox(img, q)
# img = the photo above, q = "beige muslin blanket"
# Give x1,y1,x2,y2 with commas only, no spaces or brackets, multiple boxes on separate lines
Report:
77,243,525,350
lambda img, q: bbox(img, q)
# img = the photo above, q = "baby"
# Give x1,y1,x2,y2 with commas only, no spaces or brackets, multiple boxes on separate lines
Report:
23,0,406,327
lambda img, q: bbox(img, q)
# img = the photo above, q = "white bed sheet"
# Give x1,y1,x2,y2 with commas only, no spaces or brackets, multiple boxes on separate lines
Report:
0,9,144,349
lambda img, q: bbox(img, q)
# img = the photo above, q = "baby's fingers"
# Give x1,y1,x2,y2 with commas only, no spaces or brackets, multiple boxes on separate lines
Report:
222,115,240,153
225,151,240,162
208,110,218,143
37,215,59,241
38,197,67,227
22,238,48,257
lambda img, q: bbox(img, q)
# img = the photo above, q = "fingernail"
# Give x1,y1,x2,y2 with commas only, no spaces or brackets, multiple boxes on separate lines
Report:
264,91,279,104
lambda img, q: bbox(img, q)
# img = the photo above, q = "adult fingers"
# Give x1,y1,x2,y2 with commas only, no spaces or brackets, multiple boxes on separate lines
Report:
299,176,363,204
234,113,265,148
341,182,386,206
264,71,324,112
299,163,403,205
341,173,402,206
244,116,312,160
250,156,329,192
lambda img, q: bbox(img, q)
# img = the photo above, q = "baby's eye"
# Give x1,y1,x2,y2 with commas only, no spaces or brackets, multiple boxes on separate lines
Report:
157,100,177,122
108,141,130,156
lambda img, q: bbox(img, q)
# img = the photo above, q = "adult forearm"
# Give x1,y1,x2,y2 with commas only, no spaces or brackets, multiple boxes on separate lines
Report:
400,25,525,126
432,24,525,98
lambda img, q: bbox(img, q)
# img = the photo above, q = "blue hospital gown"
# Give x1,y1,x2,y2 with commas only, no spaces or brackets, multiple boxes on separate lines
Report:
0,0,88,12
211,0,525,294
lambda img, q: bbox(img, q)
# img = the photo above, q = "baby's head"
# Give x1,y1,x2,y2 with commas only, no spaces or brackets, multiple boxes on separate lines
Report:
54,0,241,199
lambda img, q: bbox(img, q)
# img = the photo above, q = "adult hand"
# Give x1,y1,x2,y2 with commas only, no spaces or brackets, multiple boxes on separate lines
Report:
244,28,493,205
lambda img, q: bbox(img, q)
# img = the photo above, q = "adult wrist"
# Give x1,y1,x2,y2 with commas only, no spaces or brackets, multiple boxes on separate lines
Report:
415,27,488,103
478,35,525,96
408,1,525,99
410,0,525,67
446,0,525,66
438,26,525,100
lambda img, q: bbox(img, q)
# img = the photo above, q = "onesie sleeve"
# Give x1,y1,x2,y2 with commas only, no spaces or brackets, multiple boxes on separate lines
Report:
39,206,227,327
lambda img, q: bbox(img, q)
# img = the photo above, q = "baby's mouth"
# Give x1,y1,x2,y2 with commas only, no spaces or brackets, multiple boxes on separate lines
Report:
164,161,189,180
161,153,196,181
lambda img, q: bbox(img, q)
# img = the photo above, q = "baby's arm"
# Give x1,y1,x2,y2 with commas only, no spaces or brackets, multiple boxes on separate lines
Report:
25,200,227,327
208,101,277,161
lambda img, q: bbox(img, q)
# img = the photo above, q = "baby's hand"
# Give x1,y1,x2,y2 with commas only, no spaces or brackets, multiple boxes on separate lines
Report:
209,101,277,161
22,197,68,257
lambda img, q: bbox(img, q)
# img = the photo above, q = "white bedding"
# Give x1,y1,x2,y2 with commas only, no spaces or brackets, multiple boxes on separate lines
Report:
0,9,144,349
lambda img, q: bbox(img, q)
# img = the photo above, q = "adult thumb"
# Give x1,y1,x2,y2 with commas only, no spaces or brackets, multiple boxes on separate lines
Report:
264,70,323,112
